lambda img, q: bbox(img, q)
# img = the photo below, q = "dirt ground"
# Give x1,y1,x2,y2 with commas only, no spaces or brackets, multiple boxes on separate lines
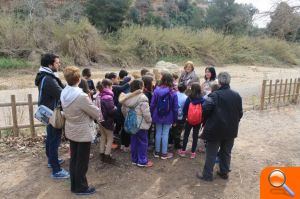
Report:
0,65,300,199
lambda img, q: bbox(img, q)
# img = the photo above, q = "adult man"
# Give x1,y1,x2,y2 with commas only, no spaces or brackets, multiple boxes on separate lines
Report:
35,53,69,179
198,72,243,181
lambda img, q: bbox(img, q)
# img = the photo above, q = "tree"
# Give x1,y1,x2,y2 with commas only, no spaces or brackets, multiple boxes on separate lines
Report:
85,0,132,32
267,2,300,41
205,0,257,35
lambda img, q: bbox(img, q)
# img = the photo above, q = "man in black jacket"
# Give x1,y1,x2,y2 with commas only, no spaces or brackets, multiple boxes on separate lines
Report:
197,72,243,181
35,53,69,179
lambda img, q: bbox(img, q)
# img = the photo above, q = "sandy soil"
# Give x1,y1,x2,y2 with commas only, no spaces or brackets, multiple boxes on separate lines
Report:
0,105,300,199
0,65,300,127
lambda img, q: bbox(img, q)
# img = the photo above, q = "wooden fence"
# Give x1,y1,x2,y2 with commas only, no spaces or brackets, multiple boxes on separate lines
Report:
0,94,44,137
260,78,300,110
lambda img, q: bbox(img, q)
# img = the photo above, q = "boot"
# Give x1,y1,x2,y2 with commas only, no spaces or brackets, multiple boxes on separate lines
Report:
99,153,104,161
103,154,116,164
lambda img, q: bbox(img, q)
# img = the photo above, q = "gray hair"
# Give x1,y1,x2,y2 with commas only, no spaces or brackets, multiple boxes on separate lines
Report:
218,72,231,86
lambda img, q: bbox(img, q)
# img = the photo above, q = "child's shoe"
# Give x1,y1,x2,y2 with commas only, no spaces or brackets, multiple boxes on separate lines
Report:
153,152,160,158
161,153,173,160
137,160,153,168
178,149,186,157
190,152,196,159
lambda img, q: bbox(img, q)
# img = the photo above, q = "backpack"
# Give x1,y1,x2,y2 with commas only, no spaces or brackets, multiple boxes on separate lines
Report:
187,102,203,125
157,92,171,116
124,104,143,135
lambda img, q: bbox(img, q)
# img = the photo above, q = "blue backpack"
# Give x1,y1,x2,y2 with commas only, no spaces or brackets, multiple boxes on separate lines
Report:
157,92,171,116
124,104,143,135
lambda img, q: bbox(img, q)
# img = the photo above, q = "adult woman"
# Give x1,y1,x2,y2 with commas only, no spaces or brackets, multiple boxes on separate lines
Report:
178,61,199,88
201,66,217,98
60,66,101,195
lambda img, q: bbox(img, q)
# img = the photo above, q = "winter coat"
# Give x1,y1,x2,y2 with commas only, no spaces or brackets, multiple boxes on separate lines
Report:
119,90,152,130
200,85,243,141
61,85,100,142
150,86,178,125
35,67,64,110
99,88,117,131
178,70,199,88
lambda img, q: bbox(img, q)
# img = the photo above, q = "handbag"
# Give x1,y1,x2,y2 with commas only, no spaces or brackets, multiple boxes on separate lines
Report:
35,76,65,129
49,102,65,129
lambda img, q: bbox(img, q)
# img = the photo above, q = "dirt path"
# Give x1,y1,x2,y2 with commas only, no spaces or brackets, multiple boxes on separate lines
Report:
1,105,300,199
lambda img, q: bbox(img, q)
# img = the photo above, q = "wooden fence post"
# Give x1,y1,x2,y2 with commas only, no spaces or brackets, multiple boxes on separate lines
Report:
283,79,288,104
288,78,293,101
295,78,300,104
268,80,272,104
11,95,19,137
28,94,35,137
274,80,278,103
278,79,283,106
260,80,267,110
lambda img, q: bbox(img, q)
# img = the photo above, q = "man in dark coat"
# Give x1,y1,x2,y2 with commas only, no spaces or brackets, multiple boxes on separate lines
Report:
197,72,243,181
35,53,69,179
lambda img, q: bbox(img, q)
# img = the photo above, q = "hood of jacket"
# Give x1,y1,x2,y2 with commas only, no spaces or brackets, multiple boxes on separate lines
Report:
35,66,62,87
60,85,84,108
119,90,148,107
190,97,204,105
154,86,173,96
100,88,114,100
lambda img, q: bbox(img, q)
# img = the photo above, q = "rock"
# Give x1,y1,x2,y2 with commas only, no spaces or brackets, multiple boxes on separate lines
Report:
155,60,179,71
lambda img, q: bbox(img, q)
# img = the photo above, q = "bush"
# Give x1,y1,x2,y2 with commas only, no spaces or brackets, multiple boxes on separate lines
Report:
107,26,300,66
0,58,30,69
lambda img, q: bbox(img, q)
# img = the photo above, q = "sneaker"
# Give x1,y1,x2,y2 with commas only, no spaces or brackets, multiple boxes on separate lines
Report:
75,187,96,195
198,147,206,153
123,147,130,153
178,149,186,157
217,171,229,180
120,145,125,150
153,152,160,158
99,153,105,161
161,153,173,160
196,172,213,182
51,169,70,179
137,160,154,168
48,159,64,168
132,162,137,166
102,154,116,164
190,152,196,159
112,143,118,149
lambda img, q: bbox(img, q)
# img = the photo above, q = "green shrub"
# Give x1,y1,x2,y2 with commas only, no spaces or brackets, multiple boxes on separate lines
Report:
0,58,30,69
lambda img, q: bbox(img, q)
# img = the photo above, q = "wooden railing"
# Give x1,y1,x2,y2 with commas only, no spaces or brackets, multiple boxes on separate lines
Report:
0,94,44,137
260,78,300,110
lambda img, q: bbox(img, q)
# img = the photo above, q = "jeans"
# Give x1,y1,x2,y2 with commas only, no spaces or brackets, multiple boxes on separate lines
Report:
46,125,62,174
131,130,148,165
202,139,235,180
70,140,91,193
182,123,201,153
155,123,172,154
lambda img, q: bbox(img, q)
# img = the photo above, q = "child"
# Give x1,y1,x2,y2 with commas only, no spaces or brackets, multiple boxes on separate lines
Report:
95,79,117,164
179,82,204,159
119,79,153,167
142,75,155,146
172,73,179,91
170,83,187,152
150,73,178,160
82,68,96,99
141,68,150,77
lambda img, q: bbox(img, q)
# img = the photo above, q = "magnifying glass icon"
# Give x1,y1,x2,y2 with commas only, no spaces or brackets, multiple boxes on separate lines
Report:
268,169,295,197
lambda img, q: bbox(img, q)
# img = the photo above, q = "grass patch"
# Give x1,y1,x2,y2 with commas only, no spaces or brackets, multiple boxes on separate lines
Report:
0,58,31,69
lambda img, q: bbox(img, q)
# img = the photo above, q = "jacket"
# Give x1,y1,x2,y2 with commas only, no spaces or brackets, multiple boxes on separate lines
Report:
35,67,64,110
100,88,117,131
150,86,178,125
113,76,131,106
119,90,152,130
200,85,243,141
182,96,204,121
61,85,100,142
177,91,188,120
178,70,199,87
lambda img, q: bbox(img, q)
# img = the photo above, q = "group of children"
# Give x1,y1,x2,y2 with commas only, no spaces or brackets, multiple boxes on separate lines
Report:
79,63,219,168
